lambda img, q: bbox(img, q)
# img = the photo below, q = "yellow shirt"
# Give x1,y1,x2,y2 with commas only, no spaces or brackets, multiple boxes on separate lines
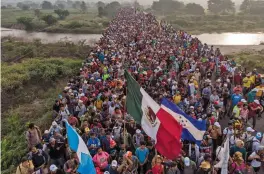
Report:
243,77,251,88
193,80,199,89
250,75,256,85
173,95,181,104
256,86,264,97
95,100,103,110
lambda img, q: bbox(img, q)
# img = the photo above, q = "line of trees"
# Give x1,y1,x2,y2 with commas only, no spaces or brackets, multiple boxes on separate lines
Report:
151,0,264,15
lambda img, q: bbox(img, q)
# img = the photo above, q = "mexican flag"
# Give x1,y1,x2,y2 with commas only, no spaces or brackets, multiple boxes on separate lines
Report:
125,70,182,159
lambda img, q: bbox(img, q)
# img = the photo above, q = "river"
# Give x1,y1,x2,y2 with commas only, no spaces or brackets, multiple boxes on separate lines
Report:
1,27,264,46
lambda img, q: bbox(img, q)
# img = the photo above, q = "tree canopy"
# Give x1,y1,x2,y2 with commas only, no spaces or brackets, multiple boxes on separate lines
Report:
185,3,205,15
207,0,235,14
41,14,57,25
54,9,69,20
151,0,184,14
98,1,121,18
41,1,53,9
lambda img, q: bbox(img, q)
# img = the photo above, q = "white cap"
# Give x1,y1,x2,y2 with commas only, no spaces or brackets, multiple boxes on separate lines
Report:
254,100,260,105
111,160,118,167
184,157,190,166
246,127,255,132
49,164,58,172
241,99,247,103
136,129,141,134
190,106,194,109
52,121,57,126
252,88,258,92
104,172,110,174
44,130,49,134
214,122,221,128
80,93,85,97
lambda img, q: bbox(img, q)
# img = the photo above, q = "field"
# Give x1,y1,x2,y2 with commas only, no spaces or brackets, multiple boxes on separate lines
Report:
163,14,264,34
3,8,264,34
0,38,86,173
1,8,108,34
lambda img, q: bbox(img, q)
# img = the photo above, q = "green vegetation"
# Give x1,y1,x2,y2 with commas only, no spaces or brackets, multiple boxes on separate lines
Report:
1,37,91,62
1,38,86,172
228,50,264,73
163,14,264,34
1,8,107,34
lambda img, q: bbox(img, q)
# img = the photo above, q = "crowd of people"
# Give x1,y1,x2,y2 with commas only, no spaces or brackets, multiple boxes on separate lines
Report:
17,7,264,174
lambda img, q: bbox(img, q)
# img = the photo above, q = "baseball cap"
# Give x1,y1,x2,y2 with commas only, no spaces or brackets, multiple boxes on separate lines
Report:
136,129,141,134
49,164,58,172
246,127,255,132
111,160,118,167
256,132,262,140
214,122,220,128
190,106,194,109
254,100,260,105
184,157,190,166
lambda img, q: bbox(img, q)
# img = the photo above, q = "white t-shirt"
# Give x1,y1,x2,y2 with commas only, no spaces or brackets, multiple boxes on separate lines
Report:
223,128,234,138
249,152,261,168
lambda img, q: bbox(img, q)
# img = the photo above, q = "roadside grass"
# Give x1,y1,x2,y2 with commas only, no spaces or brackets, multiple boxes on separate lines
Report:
1,37,91,62
1,57,82,172
227,49,264,73
164,14,264,34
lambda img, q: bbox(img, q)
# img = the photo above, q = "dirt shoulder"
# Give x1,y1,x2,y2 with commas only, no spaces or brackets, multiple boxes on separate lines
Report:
213,45,264,55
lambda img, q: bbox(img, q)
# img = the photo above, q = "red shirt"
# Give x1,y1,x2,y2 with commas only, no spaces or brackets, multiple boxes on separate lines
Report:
152,164,164,174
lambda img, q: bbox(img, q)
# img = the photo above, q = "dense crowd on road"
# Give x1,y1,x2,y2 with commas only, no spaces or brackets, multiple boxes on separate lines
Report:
17,7,264,174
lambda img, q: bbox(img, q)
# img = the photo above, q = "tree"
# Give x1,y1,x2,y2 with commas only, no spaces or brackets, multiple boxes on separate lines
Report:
96,1,105,8
240,0,250,12
34,9,41,18
41,1,53,9
54,9,69,20
98,6,104,17
102,1,121,17
185,3,205,15
151,0,184,14
57,3,65,9
208,0,235,14
80,1,87,12
17,2,24,9
22,5,30,10
72,1,81,9
17,17,33,30
41,14,57,25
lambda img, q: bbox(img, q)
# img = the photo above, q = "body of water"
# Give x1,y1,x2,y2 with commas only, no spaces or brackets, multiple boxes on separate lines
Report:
1,28,264,45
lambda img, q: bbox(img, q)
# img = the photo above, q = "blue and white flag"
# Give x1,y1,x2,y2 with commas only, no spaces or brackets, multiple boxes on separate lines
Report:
160,98,206,145
65,121,96,174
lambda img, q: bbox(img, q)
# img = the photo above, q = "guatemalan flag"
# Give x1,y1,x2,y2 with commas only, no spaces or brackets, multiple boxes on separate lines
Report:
65,121,96,174
160,98,206,145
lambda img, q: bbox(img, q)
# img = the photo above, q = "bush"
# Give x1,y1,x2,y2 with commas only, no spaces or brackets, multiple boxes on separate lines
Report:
16,17,34,30
1,58,82,91
41,14,57,26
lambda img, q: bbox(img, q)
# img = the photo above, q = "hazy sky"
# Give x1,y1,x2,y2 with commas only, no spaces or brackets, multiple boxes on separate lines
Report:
2,0,245,7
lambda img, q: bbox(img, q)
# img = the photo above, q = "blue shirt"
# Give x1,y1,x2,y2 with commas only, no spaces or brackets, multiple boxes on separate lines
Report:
231,94,242,106
135,147,149,164
87,137,101,155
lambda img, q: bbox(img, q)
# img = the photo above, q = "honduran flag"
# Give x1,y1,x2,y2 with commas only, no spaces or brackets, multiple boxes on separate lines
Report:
125,70,182,159
65,120,96,174
160,98,206,145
